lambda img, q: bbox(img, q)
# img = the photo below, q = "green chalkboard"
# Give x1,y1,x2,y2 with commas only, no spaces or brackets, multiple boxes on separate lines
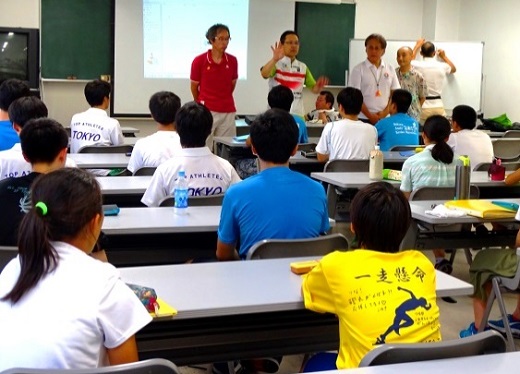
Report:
41,0,112,79
295,3,355,86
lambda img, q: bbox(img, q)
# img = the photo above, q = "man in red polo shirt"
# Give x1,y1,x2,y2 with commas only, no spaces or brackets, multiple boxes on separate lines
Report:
190,23,238,149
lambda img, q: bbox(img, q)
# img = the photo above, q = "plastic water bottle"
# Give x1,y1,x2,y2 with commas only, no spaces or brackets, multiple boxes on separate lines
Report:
173,170,188,215
455,155,471,200
369,145,383,180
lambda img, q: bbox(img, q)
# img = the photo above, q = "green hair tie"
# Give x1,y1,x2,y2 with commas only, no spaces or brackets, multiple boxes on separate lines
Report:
35,201,48,216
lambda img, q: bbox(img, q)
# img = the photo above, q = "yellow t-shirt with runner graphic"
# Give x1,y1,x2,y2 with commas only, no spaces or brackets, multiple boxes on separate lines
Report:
302,249,441,369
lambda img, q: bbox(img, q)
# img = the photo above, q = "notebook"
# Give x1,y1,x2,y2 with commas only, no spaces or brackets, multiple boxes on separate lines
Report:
445,200,517,219
150,297,177,320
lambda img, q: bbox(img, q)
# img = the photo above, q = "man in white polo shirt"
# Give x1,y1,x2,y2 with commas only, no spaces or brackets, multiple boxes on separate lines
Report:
141,102,241,207
127,91,182,174
412,39,456,124
349,33,400,125
69,79,124,153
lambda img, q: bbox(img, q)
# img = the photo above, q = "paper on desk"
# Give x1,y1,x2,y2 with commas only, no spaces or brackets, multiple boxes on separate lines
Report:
425,205,467,218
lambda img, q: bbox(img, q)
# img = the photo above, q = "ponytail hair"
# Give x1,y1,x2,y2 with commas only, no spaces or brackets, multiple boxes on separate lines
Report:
423,115,453,164
2,168,102,304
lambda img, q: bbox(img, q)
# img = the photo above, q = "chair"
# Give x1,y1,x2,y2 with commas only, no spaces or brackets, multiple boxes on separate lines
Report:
0,358,179,374
133,167,157,176
473,161,520,172
322,159,369,221
0,246,17,272
403,185,480,265
492,139,520,161
297,143,317,152
246,233,349,260
78,145,134,154
358,330,506,367
158,194,224,207
503,130,520,138
389,145,425,152
479,248,520,351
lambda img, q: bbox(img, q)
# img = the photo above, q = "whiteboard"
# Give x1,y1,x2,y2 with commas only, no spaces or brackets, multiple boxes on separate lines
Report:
348,40,484,111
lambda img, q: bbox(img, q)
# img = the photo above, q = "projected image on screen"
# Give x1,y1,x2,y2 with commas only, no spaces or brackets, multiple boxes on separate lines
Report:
143,0,249,80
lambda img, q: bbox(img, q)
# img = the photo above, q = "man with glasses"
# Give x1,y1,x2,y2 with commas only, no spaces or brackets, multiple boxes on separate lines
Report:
191,23,238,149
261,30,329,116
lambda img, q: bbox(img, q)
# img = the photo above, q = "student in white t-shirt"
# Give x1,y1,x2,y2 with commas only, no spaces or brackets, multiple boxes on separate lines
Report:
127,91,182,173
447,104,493,169
0,168,151,370
141,102,241,207
69,79,124,153
0,96,76,180
316,87,377,162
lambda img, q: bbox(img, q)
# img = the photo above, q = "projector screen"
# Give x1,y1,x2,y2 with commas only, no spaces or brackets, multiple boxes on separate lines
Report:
114,0,295,117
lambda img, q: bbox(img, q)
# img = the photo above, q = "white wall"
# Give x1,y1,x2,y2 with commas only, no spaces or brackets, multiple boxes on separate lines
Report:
3,0,519,128
458,0,520,119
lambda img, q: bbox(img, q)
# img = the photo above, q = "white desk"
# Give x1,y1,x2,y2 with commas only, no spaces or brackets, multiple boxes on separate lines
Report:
321,351,520,374
69,153,130,168
120,257,472,364
102,206,221,235
97,175,151,195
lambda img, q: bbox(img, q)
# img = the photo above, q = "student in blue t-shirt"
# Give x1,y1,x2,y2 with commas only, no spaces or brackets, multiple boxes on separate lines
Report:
375,89,419,151
216,108,329,261
0,79,31,151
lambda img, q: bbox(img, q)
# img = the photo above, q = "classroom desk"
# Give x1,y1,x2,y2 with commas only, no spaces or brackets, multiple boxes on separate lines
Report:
119,257,473,365
97,175,151,195
405,199,519,250
310,171,520,198
318,351,520,374
102,206,222,266
68,153,130,168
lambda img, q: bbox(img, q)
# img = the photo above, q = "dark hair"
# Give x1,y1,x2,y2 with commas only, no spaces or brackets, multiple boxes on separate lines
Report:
337,87,363,115
149,91,181,125
421,41,436,57
20,118,69,164
84,79,111,107
391,89,413,113
250,108,298,164
351,182,411,253
423,115,453,164
0,79,31,111
205,23,230,42
364,33,387,49
268,85,294,112
452,105,477,130
175,101,213,148
8,96,48,128
2,168,102,304
280,30,299,44
320,90,335,108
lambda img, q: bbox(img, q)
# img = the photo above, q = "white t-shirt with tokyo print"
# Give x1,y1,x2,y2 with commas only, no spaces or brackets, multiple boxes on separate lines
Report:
69,108,124,153
141,147,241,207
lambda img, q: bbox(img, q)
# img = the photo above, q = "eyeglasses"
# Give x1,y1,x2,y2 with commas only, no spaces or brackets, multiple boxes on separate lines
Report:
215,36,231,42
284,41,299,46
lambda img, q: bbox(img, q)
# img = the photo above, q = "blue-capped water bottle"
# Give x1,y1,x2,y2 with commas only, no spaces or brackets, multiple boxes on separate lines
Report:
173,170,188,215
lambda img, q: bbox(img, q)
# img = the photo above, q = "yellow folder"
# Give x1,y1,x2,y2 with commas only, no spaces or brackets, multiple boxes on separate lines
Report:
445,200,517,219
149,297,177,320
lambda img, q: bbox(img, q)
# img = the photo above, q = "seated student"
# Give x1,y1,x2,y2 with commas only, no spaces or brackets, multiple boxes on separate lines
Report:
69,79,124,153
447,104,493,169
316,87,377,162
0,118,70,246
0,96,76,181
375,89,420,151
400,115,458,273
141,102,241,207
302,182,440,370
0,168,152,369
460,229,520,337
127,91,182,174
216,108,330,261
268,85,308,143
0,79,31,151
305,90,340,124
